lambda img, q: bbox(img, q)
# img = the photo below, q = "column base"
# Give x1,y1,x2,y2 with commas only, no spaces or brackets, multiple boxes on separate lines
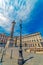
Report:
18,57,24,65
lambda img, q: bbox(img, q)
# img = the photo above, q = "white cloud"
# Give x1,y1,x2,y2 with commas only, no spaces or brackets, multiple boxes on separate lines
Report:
9,5,14,10
0,0,3,7
0,13,11,32
0,13,9,21
0,0,38,35
0,0,38,21
16,0,38,20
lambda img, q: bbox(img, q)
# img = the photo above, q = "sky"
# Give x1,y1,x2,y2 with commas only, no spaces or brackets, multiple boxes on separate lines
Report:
0,0,43,36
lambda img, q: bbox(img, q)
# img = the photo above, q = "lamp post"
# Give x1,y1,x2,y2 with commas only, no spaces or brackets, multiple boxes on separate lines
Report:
18,20,24,65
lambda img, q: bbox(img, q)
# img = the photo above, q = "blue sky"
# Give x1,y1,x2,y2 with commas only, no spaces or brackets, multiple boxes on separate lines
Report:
0,0,43,36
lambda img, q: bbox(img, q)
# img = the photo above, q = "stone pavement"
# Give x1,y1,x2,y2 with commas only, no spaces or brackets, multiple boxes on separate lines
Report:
0,47,43,65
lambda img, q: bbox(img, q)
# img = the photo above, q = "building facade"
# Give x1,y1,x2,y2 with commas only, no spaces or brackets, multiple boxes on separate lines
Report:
0,32,42,48
0,34,8,47
16,32,42,48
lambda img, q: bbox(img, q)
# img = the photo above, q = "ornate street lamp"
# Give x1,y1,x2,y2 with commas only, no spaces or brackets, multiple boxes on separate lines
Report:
18,20,24,65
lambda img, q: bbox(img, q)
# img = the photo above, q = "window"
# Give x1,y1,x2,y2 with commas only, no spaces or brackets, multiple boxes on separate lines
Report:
32,44,34,47
34,40,36,42
35,44,37,46
40,39,42,41
25,43,27,47
32,40,33,42
38,44,40,47
37,39,39,42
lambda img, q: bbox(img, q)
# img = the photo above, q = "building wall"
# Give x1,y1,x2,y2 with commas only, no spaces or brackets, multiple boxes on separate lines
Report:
0,32,42,48
0,34,8,45
16,32,42,47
